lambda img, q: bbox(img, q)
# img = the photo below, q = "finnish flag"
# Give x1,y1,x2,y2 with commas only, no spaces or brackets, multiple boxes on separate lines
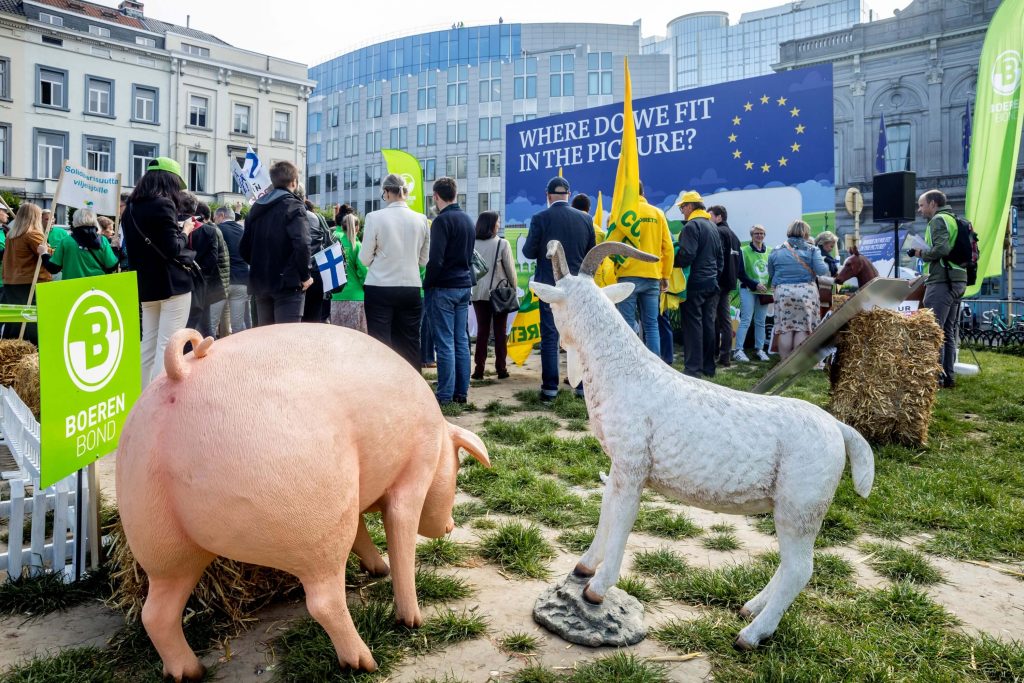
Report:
314,242,348,292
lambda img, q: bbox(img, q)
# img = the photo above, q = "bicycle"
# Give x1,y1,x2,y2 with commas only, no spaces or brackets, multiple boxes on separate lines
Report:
980,309,1024,332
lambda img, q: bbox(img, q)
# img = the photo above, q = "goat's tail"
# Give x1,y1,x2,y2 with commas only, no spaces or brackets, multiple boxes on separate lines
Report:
164,329,215,382
448,422,491,468
838,421,874,498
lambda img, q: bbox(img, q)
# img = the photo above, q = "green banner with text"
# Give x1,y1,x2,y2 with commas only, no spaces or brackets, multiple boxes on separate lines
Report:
36,272,141,488
965,0,1024,296
381,149,425,215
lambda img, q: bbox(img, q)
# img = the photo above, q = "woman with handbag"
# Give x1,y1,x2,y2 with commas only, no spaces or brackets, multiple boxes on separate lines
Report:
471,211,518,380
733,224,772,362
767,220,829,360
121,157,197,386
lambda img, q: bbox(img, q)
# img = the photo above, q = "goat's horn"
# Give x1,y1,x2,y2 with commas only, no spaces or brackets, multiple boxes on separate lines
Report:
579,241,659,277
546,240,570,282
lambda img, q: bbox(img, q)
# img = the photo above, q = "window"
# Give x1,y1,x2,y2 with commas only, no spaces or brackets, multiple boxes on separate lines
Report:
136,36,157,47
365,130,382,154
344,134,358,157
389,127,407,149
885,123,911,172
420,158,436,182
457,193,466,209
38,12,63,26
273,111,291,141
364,199,380,215
587,52,613,95
84,136,113,172
182,43,210,58
88,25,110,37
390,77,408,114
513,113,537,123
345,100,359,123
514,58,537,100
188,94,209,128
364,163,382,188
230,103,251,135
478,192,501,215
445,155,467,179
479,116,501,141
132,85,157,123
38,67,67,109
329,106,339,127
366,81,382,119
188,151,207,192
307,174,319,196
446,65,468,106
0,124,10,176
308,112,320,134
417,123,436,147
86,77,112,116
479,153,501,178
549,53,575,97
342,167,358,191
479,61,501,103
447,120,467,144
417,71,436,110
325,138,339,161
35,130,66,180
325,171,338,192
129,141,157,185
0,58,9,99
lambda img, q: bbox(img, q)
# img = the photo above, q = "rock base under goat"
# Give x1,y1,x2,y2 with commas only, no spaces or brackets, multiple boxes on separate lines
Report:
533,573,647,647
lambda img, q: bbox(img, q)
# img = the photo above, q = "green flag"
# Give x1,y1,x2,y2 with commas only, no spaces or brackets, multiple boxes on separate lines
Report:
381,149,425,215
965,0,1024,297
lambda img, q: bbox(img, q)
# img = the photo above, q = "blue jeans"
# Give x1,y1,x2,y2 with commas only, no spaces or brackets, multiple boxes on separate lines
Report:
427,287,471,402
615,277,661,357
658,312,674,364
735,288,769,352
539,301,560,396
420,301,435,364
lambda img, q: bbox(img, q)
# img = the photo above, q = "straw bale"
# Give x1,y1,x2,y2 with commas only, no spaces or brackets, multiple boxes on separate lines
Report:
105,513,302,634
12,353,39,419
828,308,943,446
0,339,36,386
832,294,850,311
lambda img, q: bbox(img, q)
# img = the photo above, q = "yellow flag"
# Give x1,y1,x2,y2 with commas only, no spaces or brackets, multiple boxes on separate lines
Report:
593,191,604,233
507,292,541,366
604,58,641,267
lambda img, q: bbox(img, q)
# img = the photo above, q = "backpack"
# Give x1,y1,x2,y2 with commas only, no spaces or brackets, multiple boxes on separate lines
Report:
942,214,979,286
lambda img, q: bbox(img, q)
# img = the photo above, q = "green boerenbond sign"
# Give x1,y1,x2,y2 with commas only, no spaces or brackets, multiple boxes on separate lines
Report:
36,272,141,488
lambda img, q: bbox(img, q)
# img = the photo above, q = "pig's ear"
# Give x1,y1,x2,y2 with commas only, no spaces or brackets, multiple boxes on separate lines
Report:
530,281,565,304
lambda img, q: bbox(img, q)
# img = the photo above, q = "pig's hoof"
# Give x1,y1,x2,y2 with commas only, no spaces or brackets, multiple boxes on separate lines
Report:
733,634,758,652
396,608,423,628
163,660,206,682
339,645,377,672
582,583,605,605
572,562,595,578
360,560,390,578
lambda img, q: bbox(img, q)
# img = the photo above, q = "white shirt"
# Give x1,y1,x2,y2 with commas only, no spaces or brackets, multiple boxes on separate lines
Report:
359,200,430,288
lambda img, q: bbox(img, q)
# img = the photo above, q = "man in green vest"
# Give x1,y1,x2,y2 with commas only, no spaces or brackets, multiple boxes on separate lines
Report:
907,189,967,388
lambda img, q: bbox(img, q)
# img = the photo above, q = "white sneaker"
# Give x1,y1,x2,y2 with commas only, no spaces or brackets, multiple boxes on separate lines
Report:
756,350,770,361
733,350,750,362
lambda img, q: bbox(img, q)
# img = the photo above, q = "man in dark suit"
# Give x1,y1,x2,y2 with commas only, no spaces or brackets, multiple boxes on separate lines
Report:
522,176,596,401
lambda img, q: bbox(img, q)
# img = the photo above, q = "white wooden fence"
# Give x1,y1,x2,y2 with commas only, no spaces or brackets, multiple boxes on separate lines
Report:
0,385,92,581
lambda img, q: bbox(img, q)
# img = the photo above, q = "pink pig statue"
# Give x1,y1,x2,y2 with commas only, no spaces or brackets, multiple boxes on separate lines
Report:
116,325,490,681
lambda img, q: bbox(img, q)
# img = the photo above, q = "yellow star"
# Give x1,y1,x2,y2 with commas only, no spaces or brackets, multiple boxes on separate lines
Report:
728,133,737,143
745,160,754,170
795,124,806,134
790,107,800,117
778,156,789,167
777,96,787,106
760,95,770,104
733,149,742,159
732,116,741,126
744,102,753,112
791,142,801,152
761,163,771,172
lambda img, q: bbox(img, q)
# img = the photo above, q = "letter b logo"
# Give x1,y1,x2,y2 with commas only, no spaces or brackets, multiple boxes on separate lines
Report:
64,290,124,392
992,50,1022,97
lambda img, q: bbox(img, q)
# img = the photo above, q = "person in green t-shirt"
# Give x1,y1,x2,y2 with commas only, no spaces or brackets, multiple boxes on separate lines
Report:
733,224,772,362
38,208,119,280
329,212,368,332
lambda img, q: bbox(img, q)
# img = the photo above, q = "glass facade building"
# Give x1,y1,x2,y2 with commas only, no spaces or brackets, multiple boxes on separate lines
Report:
305,23,669,219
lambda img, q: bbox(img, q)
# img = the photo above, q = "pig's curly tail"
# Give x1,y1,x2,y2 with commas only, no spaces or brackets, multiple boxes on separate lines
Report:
164,329,214,382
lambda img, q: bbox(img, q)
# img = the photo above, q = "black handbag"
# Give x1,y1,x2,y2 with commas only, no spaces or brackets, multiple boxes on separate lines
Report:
488,239,520,314
128,205,207,302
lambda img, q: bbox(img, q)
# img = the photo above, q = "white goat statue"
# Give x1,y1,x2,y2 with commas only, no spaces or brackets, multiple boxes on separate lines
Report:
530,240,875,650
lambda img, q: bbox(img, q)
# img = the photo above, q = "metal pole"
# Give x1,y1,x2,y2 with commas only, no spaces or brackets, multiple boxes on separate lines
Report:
74,468,84,581
88,463,101,570
893,219,901,277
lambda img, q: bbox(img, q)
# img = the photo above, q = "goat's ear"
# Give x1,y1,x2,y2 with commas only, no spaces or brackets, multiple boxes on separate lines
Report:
530,282,566,303
601,282,635,304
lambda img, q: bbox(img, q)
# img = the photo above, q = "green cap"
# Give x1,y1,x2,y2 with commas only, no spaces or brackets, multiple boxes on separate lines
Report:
146,156,186,189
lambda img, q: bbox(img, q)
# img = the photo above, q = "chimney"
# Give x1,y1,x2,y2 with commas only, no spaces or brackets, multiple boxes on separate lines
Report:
118,0,144,18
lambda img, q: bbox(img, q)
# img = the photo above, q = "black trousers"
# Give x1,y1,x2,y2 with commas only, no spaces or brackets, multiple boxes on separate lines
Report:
363,285,422,369
254,289,305,326
302,274,329,323
681,286,719,377
716,288,733,358
0,284,38,344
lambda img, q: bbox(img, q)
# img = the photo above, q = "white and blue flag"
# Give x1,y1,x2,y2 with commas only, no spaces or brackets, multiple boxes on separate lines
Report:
314,242,347,292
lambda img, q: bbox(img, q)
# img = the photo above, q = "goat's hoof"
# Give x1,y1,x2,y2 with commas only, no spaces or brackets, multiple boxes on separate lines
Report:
738,606,753,620
573,563,595,578
733,635,757,652
582,584,605,605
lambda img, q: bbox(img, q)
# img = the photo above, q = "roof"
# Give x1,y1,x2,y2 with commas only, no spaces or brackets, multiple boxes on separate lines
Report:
142,17,230,46
0,0,23,15
33,0,146,28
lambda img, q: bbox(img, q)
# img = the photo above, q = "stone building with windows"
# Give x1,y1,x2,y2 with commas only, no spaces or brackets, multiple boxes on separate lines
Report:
305,22,668,219
774,0,1021,295
0,0,313,208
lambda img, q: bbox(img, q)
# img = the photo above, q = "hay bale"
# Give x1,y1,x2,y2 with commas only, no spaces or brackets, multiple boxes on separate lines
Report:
105,511,302,634
828,308,943,446
832,294,850,311
0,339,36,386
12,353,39,419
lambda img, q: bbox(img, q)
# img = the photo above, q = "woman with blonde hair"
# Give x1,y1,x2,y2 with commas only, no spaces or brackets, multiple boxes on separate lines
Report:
767,219,829,359
1,203,50,343
330,211,368,331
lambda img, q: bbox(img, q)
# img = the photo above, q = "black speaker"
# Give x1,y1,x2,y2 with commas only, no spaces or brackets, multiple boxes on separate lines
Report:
872,171,916,222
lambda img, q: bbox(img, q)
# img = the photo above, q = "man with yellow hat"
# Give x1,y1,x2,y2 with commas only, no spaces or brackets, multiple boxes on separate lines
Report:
674,190,723,378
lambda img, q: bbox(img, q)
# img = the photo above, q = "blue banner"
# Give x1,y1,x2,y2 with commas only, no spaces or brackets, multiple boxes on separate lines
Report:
505,65,835,247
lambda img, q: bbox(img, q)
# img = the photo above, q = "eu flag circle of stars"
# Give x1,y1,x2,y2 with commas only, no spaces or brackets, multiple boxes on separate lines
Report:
729,94,805,173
